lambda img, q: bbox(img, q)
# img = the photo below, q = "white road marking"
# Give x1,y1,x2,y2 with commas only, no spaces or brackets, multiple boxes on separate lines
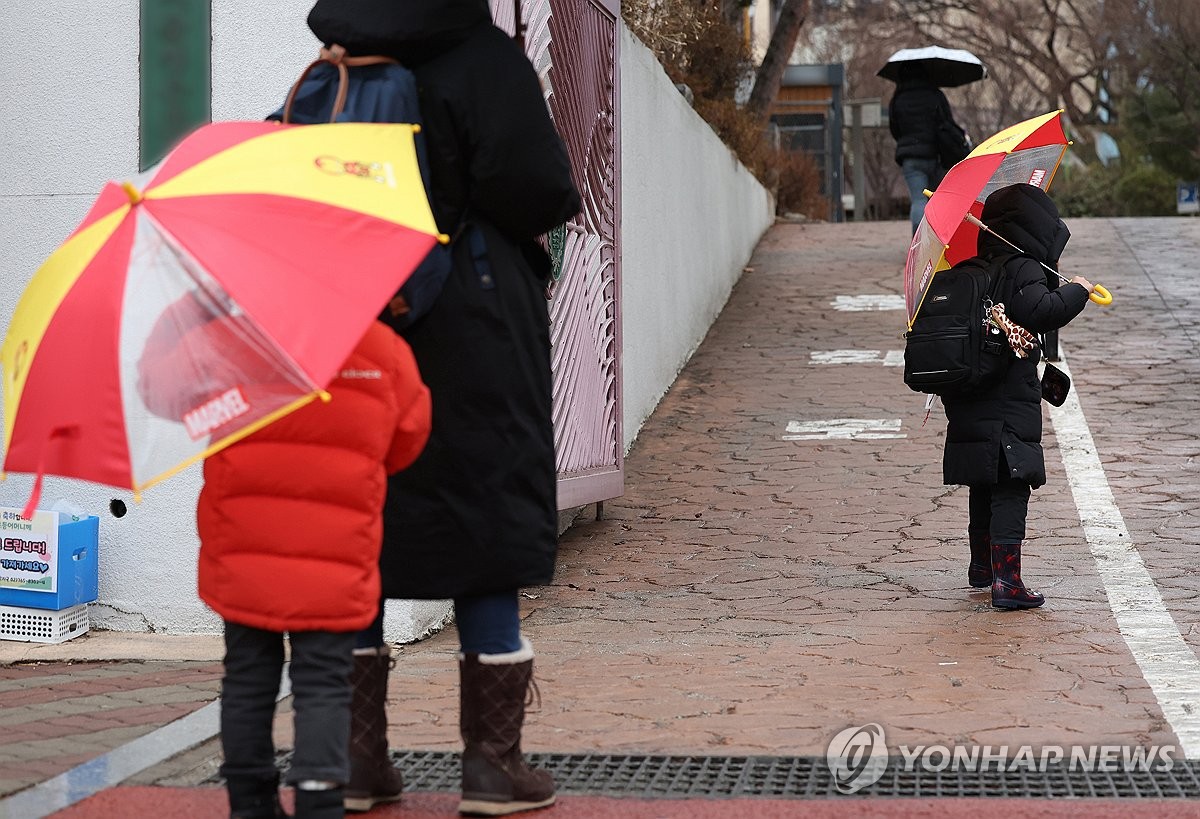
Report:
832,295,905,312
783,419,906,440
1049,346,1200,757
810,350,904,366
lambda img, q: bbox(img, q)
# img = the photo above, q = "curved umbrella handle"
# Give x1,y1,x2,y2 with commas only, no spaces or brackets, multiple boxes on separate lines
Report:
963,213,1113,306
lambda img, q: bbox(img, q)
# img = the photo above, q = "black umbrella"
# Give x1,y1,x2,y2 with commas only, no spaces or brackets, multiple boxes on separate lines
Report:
877,46,987,88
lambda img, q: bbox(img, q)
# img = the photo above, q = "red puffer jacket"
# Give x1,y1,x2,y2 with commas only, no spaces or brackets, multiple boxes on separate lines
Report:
196,320,430,632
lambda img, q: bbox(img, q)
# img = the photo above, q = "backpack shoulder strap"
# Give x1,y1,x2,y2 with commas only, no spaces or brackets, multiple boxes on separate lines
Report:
281,44,401,124
984,251,1022,299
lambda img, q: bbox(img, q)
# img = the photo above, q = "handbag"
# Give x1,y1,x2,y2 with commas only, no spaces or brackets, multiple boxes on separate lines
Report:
1041,362,1071,406
936,114,971,168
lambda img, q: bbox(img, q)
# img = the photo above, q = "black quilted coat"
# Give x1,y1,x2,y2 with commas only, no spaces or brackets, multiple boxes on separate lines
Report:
941,184,1089,489
307,0,582,598
888,77,954,165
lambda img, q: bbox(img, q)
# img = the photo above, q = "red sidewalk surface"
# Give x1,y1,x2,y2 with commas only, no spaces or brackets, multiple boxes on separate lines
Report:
51,789,1200,818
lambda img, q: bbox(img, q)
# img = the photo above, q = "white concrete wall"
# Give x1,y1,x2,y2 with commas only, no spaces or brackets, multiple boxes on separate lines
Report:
619,26,775,450
0,5,772,638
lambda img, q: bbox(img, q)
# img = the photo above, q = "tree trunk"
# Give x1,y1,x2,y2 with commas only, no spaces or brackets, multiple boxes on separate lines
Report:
746,0,811,124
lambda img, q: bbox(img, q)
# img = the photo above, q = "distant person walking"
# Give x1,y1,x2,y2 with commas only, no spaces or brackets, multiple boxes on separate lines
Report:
940,184,1095,611
303,0,582,815
888,65,971,233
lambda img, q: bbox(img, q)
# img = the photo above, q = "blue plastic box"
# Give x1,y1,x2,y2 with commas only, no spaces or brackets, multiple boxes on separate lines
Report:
0,515,99,611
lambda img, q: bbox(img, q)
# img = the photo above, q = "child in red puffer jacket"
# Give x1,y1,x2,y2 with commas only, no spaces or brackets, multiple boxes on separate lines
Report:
139,310,430,819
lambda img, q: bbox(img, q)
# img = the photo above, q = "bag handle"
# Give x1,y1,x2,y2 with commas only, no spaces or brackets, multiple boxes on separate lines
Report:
281,44,399,124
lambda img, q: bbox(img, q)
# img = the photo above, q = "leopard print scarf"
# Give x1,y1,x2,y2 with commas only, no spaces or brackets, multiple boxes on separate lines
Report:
989,303,1039,359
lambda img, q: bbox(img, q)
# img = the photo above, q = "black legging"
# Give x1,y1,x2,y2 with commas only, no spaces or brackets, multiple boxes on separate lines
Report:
967,451,1033,544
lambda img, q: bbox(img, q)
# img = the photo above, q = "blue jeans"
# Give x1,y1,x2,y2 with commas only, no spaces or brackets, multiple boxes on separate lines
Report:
901,157,946,234
356,591,521,654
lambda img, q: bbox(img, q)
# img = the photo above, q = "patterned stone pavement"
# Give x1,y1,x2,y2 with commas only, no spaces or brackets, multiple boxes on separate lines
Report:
3,217,1200,815
380,217,1200,761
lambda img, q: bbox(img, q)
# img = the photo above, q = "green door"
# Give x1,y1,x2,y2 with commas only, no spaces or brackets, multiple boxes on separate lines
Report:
140,0,211,170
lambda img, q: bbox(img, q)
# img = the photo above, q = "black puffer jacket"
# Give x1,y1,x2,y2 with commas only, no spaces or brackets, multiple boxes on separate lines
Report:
307,0,582,598
888,78,955,165
941,184,1089,489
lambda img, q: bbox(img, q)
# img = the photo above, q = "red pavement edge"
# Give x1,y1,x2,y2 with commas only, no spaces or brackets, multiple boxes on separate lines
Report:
50,787,1200,819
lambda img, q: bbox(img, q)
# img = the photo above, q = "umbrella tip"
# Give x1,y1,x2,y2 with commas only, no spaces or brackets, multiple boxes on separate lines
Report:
121,181,144,205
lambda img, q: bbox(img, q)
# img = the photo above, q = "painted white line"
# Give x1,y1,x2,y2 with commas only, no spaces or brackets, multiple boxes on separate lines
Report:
783,419,906,440
1049,346,1200,758
810,350,883,365
809,350,904,366
832,295,905,312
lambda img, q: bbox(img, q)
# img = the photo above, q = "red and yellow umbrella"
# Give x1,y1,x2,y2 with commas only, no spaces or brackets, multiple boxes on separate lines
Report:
904,109,1110,330
2,120,446,515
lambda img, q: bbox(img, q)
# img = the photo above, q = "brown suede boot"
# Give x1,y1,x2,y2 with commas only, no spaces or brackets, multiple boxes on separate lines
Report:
458,637,555,816
967,529,992,588
343,647,404,813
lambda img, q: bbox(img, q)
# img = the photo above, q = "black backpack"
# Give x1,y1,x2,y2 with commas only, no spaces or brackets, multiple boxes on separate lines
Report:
903,254,1016,396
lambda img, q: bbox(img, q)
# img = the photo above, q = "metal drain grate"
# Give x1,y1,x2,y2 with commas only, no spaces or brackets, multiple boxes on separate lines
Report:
247,753,1200,799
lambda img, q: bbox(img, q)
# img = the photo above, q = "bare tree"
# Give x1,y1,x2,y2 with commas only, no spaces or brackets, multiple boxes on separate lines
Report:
884,0,1151,130
746,0,813,123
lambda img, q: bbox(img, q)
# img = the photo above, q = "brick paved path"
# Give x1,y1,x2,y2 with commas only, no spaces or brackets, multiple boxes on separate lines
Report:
377,217,1200,760
0,660,222,797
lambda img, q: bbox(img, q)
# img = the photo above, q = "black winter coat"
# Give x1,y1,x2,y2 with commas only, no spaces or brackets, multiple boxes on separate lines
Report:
941,187,1088,489
888,79,955,165
308,0,582,599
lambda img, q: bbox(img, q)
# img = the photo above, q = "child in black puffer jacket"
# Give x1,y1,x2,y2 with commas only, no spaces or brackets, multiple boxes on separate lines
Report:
940,183,1097,610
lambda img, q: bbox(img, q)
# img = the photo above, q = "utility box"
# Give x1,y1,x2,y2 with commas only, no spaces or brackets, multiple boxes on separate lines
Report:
0,510,98,642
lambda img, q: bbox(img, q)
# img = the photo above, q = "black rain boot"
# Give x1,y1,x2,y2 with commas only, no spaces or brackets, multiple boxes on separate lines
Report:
227,774,290,819
968,529,992,588
458,637,555,816
344,647,404,812
991,541,1045,610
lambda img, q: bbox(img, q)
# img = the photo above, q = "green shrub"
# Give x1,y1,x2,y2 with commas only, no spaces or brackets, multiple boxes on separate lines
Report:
1055,161,1176,217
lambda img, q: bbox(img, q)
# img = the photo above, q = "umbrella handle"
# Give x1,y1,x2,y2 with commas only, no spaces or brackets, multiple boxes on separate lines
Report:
962,213,1113,306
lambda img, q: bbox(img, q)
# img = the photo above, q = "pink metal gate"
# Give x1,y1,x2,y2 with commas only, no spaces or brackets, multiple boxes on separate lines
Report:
493,0,624,510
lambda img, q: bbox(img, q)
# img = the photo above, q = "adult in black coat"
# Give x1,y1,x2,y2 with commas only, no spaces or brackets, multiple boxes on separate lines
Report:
888,65,968,233
941,184,1094,611
305,0,581,814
